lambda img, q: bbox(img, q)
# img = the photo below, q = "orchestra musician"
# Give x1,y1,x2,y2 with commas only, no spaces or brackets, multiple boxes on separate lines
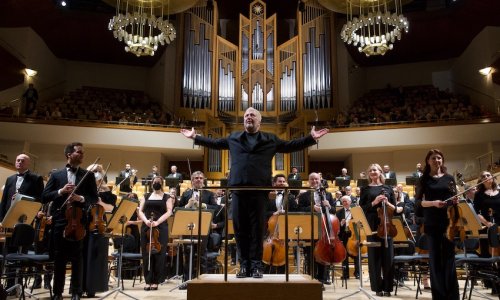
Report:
0,153,45,294
41,142,98,300
297,172,335,285
82,164,116,297
414,149,459,300
178,171,216,289
138,176,173,291
288,167,301,181
263,174,297,273
359,163,397,297
336,195,360,280
119,164,137,193
181,107,328,279
473,171,500,295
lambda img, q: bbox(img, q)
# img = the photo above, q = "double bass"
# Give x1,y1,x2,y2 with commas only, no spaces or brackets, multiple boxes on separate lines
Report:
313,187,346,265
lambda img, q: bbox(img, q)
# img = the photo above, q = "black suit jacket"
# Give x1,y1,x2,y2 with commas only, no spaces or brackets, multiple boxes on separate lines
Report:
297,190,334,213
0,170,44,222
265,192,297,220
41,167,98,226
384,171,397,179
179,188,216,209
119,170,138,184
287,173,301,181
336,207,352,241
166,172,183,181
195,131,316,187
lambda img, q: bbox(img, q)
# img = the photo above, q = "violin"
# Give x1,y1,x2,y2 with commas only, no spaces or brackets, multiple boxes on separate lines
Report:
88,203,106,234
262,193,286,267
313,187,346,265
445,181,465,242
64,201,86,241
376,190,397,246
35,203,49,242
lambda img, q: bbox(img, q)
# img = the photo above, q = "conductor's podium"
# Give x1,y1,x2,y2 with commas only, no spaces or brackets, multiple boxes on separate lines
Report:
187,274,322,300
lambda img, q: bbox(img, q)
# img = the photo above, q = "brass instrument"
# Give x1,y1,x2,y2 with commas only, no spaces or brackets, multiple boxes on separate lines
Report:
129,169,138,190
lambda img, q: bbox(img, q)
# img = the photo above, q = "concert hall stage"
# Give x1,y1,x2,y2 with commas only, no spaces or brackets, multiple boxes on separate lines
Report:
187,274,323,300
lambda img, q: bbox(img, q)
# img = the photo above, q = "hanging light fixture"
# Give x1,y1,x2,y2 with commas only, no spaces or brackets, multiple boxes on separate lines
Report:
339,0,409,56
107,0,176,57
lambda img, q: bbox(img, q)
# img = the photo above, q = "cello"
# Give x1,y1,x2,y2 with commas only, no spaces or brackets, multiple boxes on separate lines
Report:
262,192,286,267
313,187,346,265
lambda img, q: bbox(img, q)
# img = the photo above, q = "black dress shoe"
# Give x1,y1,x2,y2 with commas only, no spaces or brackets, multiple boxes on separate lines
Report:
384,292,391,297
178,283,188,290
236,267,249,278
52,294,63,300
376,291,384,297
323,280,331,285
252,269,263,279
71,293,81,300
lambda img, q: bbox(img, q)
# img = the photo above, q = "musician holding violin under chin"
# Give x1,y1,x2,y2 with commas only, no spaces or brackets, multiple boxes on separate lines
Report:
138,176,173,291
41,142,98,300
359,163,397,297
414,149,459,300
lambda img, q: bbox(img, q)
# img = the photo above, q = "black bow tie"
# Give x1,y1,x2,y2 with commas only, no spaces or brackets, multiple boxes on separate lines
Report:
66,165,78,173
17,172,26,177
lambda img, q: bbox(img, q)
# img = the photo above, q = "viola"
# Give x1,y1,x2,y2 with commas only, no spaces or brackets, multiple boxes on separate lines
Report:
35,203,49,242
262,213,286,267
146,213,162,255
63,201,86,241
445,181,465,242
313,188,346,265
376,190,397,245
88,203,106,234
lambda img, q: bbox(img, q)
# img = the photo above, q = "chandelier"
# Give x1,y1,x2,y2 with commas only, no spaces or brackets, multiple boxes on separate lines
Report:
339,0,409,56
108,0,176,57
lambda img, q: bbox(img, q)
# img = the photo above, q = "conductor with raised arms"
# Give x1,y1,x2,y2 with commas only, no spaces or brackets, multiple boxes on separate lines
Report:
181,107,328,278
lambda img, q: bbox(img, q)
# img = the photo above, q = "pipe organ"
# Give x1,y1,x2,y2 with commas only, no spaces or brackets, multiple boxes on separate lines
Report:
178,0,335,178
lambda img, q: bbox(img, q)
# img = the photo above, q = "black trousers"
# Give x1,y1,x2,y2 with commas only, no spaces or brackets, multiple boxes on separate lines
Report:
231,191,266,271
428,233,459,300
367,235,394,293
52,225,84,295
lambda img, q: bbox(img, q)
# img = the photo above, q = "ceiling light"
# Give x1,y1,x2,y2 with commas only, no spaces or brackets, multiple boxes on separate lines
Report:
479,67,492,76
61,1,67,7
25,69,38,77
340,0,409,57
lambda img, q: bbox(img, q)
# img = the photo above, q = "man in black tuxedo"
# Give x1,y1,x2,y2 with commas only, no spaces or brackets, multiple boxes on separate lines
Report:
297,172,334,285
383,164,397,180
0,153,44,222
118,163,137,193
41,142,98,300
147,165,160,178
178,171,216,288
336,196,360,279
265,174,298,220
0,153,44,294
287,167,301,181
412,163,423,178
339,168,351,181
181,107,328,278
166,165,183,181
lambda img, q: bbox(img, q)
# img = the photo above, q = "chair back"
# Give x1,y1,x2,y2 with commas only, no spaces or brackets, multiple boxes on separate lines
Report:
10,223,35,253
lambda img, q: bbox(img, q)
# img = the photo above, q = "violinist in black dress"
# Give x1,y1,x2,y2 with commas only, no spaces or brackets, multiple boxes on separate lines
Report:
359,163,397,297
414,149,459,300
138,176,174,291
82,164,116,297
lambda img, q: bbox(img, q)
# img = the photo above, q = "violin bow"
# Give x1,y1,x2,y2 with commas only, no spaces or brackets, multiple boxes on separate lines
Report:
58,157,100,211
96,162,111,192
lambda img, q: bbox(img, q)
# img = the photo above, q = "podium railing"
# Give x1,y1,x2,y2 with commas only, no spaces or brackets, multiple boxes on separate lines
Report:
193,186,317,282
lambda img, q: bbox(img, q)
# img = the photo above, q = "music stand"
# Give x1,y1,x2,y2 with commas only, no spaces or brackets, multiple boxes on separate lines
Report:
278,212,320,275
457,200,483,238
169,208,212,292
335,178,350,188
339,206,379,300
166,216,182,281
357,179,368,188
385,178,397,187
1,194,41,228
219,179,228,188
405,176,418,195
99,198,138,300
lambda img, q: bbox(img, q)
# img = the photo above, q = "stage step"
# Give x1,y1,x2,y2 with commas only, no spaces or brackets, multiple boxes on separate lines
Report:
187,274,323,300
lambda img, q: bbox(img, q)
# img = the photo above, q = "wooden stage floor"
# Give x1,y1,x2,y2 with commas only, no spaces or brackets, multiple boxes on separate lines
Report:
17,273,497,300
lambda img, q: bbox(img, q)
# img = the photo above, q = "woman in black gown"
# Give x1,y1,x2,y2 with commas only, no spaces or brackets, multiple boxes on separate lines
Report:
83,164,117,297
138,176,174,290
414,149,459,300
473,170,500,294
359,163,397,297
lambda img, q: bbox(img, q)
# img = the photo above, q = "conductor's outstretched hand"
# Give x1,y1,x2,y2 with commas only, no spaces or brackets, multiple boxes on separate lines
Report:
311,126,329,140
180,127,196,139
